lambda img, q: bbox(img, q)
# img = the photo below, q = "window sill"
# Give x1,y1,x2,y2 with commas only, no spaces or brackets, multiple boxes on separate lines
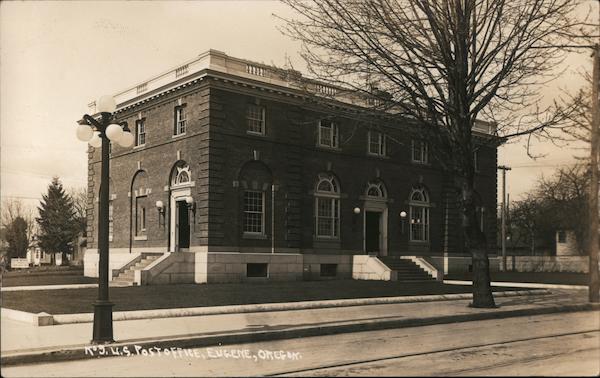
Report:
367,153,388,159
411,160,430,166
316,144,342,152
134,235,148,241
243,233,268,240
408,240,430,245
313,236,340,242
172,133,186,139
246,131,266,137
133,144,146,150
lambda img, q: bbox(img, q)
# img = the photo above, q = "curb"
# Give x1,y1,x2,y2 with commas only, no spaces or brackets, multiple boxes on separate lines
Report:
444,280,588,290
1,284,98,292
5,289,551,326
2,302,599,366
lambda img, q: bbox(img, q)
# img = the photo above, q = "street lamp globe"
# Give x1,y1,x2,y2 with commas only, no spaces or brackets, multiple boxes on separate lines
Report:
105,123,123,142
97,95,116,114
89,131,102,148
76,123,94,142
118,131,134,147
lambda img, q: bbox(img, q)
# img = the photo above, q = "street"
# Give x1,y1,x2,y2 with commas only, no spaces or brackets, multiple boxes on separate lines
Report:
3,310,598,377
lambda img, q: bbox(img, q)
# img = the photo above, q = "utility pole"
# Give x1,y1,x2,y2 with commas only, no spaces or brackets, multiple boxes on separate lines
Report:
498,165,512,272
589,44,599,303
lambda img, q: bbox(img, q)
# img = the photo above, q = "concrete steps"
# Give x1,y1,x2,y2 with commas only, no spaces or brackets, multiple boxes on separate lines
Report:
379,257,435,282
111,254,162,286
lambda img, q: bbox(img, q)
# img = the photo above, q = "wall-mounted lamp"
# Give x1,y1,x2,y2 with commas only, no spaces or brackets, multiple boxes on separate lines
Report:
352,206,361,231
156,200,165,228
400,211,407,234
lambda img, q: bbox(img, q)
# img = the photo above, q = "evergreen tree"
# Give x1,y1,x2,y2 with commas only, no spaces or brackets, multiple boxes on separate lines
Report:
36,177,79,263
3,216,29,259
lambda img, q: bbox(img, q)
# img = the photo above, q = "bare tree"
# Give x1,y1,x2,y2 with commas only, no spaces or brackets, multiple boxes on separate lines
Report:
280,0,593,307
68,187,88,237
537,164,590,254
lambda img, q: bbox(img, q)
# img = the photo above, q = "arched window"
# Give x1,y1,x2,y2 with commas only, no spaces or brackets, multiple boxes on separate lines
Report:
172,165,191,186
175,170,190,185
366,181,387,198
315,175,340,238
409,186,430,242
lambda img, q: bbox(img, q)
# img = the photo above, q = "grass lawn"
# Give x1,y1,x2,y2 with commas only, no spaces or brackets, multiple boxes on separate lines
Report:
1,280,519,315
445,271,589,285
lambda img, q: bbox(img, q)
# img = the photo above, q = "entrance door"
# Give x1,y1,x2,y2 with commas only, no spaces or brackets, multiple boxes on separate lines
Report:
177,201,190,249
365,211,381,254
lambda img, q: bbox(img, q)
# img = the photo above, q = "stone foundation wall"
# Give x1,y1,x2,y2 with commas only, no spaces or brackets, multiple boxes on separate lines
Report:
302,254,353,280
83,250,140,278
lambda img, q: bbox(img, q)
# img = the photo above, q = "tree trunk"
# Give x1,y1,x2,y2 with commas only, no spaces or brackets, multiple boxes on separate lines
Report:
461,178,496,308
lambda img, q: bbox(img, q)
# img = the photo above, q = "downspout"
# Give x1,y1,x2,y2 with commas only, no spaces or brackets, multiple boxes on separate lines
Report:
271,184,275,254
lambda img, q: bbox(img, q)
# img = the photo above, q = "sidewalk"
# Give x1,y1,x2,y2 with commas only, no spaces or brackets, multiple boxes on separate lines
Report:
2,288,598,366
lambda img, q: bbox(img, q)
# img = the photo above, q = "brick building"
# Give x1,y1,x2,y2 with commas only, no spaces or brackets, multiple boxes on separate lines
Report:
84,50,498,284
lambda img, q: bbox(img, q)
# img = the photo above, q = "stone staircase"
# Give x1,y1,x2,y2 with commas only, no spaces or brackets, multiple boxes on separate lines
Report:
379,257,436,281
111,254,162,286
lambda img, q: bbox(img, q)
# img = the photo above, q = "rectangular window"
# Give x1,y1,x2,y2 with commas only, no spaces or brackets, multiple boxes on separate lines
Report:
558,231,567,243
368,131,386,156
243,190,264,234
316,197,339,238
246,104,265,135
174,105,187,135
410,206,429,242
320,264,338,277
473,150,480,172
135,197,147,236
246,263,268,277
135,119,146,146
318,119,338,148
412,140,428,163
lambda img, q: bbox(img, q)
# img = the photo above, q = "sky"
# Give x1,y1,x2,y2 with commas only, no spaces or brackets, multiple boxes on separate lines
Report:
0,0,595,215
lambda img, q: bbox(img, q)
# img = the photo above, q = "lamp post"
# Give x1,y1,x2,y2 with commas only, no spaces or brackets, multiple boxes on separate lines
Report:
76,95,134,343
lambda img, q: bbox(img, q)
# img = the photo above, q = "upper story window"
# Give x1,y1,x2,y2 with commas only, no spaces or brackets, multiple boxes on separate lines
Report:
246,104,266,135
243,190,265,235
557,231,567,244
135,119,146,147
315,175,340,239
412,140,428,164
318,119,339,148
174,105,187,136
368,131,386,156
409,186,430,242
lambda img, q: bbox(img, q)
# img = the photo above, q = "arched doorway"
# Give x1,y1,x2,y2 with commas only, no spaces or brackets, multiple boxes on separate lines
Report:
168,161,193,251
363,180,388,255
